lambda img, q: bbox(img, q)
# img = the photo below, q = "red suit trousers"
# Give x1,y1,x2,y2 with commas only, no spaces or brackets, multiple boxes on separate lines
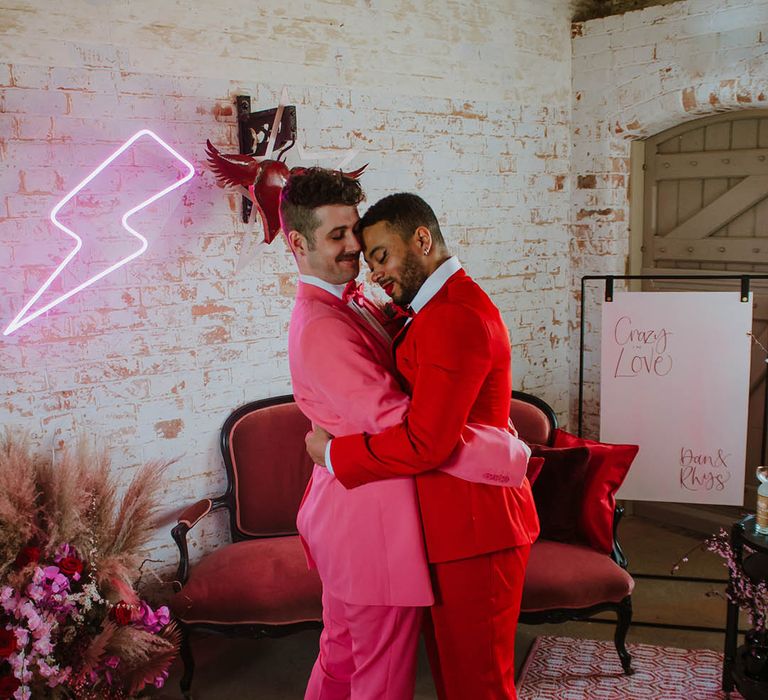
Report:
424,545,531,700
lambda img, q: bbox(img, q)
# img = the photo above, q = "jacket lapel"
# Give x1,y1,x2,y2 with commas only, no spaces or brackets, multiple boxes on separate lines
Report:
297,282,392,351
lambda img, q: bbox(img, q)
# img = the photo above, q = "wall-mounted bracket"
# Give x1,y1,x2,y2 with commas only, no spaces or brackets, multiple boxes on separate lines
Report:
235,95,297,222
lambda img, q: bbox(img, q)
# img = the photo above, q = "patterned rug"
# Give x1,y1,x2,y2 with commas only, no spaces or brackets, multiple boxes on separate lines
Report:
517,636,744,700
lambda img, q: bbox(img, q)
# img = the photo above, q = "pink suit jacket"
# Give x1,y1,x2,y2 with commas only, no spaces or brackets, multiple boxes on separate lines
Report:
288,282,530,607
289,281,432,607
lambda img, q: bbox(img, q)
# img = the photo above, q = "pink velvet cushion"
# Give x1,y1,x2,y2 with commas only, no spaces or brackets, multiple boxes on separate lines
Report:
170,536,323,625
553,429,639,554
229,403,315,536
521,540,634,612
529,445,591,543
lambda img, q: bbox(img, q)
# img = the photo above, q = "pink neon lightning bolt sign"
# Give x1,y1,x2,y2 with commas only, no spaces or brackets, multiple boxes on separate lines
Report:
3,129,195,336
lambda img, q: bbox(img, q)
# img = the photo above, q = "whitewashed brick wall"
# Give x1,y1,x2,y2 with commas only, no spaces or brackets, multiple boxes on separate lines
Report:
571,0,768,436
0,0,572,575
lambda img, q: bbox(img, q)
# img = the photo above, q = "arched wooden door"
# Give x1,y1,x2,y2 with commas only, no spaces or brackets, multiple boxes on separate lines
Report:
638,109,768,522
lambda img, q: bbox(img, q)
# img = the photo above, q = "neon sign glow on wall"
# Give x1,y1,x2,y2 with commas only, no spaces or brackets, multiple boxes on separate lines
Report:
3,129,195,336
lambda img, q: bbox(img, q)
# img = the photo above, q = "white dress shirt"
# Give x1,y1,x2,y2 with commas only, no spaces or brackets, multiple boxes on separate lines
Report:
299,274,348,299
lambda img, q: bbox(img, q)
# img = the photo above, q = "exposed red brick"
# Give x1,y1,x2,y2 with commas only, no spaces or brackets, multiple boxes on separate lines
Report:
550,175,566,191
451,103,485,121
155,418,183,439
682,87,697,112
577,175,596,189
192,302,234,317
201,326,230,344
210,102,233,118
279,273,296,296
576,208,615,221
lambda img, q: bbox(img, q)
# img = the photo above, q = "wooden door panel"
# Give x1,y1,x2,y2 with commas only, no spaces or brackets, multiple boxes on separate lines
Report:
704,121,731,150
655,148,768,179
663,175,768,240
651,237,768,264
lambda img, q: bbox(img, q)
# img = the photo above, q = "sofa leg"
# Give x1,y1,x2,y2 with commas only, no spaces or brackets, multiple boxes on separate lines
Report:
179,623,195,698
615,596,633,675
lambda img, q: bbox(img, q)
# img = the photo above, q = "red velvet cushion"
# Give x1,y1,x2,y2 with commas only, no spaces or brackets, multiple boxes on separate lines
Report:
521,540,634,612
528,445,591,543
553,429,639,554
526,456,545,485
170,536,323,625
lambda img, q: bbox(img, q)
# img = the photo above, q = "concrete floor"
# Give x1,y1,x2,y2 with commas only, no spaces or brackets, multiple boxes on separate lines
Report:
152,515,739,699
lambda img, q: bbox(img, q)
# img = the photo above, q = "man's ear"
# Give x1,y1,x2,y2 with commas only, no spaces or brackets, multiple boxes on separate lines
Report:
414,225,433,255
287,230,306,256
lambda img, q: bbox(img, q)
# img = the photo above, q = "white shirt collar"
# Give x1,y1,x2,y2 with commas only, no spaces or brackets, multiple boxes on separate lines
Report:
299,274,350,300
409,256,461,314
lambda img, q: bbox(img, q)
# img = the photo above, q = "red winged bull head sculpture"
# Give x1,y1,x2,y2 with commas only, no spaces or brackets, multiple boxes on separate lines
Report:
205,140,367,248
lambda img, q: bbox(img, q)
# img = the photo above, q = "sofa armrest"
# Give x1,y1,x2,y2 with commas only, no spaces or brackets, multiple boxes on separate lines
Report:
171,496,229,591
178,498,213,529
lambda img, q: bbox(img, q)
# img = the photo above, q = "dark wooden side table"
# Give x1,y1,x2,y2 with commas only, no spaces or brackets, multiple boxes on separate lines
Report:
722,515,768,699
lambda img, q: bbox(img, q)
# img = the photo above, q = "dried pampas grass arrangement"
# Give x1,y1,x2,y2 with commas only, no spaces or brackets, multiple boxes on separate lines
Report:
0,430,172,600
0,429,180,698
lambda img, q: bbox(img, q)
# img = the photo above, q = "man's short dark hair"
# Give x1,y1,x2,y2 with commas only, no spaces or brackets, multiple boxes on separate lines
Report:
356,193,446,249
279,167,364,248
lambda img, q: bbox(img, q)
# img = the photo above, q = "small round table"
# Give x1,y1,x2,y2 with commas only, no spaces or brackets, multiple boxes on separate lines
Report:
722,515,768,699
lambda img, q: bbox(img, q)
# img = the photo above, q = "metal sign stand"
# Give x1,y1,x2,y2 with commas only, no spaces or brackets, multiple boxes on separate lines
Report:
578,273,768,634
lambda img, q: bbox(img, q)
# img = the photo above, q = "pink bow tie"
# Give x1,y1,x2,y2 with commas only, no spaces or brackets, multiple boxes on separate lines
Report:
342,280,365,305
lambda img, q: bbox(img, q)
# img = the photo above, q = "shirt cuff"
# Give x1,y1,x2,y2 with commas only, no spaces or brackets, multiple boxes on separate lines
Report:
325,440,335,476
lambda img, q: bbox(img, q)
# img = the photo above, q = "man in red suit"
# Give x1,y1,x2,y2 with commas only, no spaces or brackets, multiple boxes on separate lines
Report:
306,192,540,700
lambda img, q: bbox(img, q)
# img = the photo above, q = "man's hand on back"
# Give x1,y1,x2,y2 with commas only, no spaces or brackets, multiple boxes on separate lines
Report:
306,426,333,467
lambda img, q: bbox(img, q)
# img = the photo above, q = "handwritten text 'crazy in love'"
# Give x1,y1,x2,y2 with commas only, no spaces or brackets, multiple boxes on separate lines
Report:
613,316,673,378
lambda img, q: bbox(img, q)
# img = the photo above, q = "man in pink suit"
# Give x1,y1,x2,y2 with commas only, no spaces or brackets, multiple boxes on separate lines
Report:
280,168,529,699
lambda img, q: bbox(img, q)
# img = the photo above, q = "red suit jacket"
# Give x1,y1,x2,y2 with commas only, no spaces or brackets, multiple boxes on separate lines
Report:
331,268,540,563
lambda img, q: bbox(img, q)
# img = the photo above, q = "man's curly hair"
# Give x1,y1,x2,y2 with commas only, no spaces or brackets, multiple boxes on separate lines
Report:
279,167,365,249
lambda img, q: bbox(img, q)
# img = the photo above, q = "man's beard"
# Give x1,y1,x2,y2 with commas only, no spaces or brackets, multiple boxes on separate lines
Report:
394,249,428,306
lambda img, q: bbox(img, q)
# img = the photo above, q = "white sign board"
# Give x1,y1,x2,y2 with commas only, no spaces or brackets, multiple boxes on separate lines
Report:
600,292,752,505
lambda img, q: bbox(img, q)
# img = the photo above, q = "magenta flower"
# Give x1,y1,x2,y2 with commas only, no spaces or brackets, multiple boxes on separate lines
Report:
12,629,28,649
153,669,169,688
134,601,171,633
